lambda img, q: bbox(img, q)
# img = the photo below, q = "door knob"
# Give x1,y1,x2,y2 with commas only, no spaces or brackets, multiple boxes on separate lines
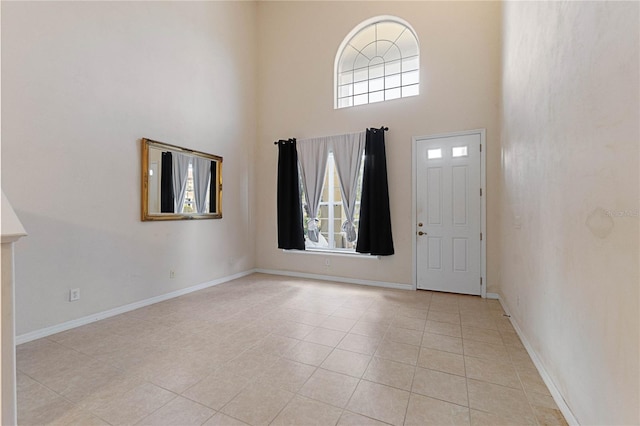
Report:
418,231,426,236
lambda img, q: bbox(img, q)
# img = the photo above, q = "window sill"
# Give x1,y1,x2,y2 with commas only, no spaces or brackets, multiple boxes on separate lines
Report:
281,248,380,259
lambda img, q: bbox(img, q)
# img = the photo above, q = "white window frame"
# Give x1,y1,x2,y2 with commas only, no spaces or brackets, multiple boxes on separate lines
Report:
319,156,338,248
334,15,420,109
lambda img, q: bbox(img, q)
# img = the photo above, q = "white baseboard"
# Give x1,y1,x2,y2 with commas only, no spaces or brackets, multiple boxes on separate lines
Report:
16,269,256,345
486,292,500,300
497,295,580,425
255,268,413,291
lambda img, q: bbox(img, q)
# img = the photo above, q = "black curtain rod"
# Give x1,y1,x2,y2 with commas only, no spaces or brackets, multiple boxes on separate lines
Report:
273,127,388,145
273,138,297,145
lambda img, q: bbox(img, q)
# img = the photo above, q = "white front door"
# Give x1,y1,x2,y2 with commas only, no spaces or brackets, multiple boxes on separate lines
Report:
415,132,483,295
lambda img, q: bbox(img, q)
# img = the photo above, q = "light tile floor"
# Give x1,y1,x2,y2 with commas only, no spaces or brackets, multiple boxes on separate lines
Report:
17,273,568,425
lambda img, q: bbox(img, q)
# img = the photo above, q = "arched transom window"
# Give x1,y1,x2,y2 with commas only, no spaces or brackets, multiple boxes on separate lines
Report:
335,16,420,109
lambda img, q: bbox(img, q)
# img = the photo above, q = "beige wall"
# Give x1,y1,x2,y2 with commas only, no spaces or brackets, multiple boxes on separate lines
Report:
255,1,502,289
499,1,639,424
1,1,258,335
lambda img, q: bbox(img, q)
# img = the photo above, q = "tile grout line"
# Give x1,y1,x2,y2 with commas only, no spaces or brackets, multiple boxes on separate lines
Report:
17,339,138,425
455,302,475,423
274,299,368,424
401,299,433,425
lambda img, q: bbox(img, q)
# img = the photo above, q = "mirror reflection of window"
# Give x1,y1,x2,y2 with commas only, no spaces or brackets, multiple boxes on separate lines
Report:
183,164,195,213
179,163,211,214
155,150,213,214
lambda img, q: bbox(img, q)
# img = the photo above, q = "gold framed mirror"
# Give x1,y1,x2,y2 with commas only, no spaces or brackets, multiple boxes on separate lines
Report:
141,138,222,221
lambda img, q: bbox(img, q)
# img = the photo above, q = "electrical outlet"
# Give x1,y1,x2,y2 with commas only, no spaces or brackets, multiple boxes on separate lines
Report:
169,270,175,279
69,288,80,302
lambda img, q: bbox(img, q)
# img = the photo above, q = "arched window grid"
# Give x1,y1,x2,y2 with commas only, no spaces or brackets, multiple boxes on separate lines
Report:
335,18,420,109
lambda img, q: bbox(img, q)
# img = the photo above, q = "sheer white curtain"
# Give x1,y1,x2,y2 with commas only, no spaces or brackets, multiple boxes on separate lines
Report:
172,153,191,213
192,157,211,213
296,137,330,242
332,132,366,242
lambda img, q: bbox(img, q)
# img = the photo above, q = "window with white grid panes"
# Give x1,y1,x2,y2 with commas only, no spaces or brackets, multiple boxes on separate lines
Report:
301,153,364,251
336,17,419,109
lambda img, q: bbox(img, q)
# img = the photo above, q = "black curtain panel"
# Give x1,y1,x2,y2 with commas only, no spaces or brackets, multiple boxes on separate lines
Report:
209,161,217,214
356,128,395,256
160,151,174,213
277,139,305,250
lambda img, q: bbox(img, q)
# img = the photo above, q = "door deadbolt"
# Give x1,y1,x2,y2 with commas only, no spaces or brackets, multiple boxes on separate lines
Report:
418,222,423,227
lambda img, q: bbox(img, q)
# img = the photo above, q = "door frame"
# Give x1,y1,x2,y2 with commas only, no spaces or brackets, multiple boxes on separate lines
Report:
412,129,487,297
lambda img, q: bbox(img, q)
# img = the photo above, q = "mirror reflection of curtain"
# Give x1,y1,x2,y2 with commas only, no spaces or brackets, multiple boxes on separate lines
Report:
209,161,217,214
192,157,212,214
332,132,366,243
160,152,174,213
172,153,191,214
297,137,330,242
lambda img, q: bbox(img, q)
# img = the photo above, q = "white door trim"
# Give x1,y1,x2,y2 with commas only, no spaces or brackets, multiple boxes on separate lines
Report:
412,129,487,297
